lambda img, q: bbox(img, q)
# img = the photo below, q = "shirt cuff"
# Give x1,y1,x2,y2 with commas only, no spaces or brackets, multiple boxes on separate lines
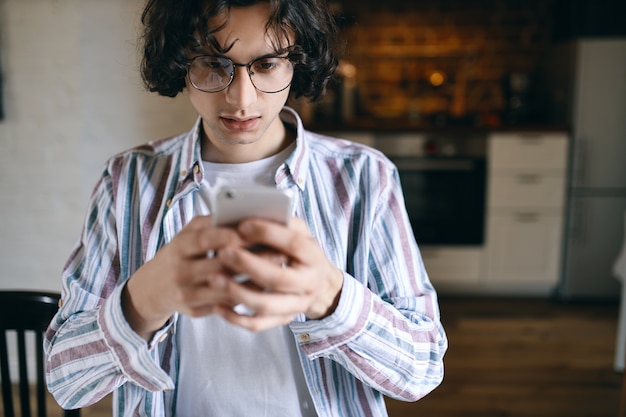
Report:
97,284,175,392
289,273,372,357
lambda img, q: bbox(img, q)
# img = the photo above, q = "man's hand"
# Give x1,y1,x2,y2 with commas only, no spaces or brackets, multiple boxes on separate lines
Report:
122,215,244,341
214,217,344,332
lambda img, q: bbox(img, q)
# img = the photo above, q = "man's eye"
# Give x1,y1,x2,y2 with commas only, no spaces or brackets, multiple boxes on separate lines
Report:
194,58,230,71
202,61,223,70
253,59,280,72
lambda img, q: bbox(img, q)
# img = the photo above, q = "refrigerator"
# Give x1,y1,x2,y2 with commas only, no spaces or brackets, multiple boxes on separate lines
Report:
558,38,626,300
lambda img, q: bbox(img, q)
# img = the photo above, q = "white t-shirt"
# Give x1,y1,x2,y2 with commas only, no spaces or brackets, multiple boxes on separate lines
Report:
176,142,317,416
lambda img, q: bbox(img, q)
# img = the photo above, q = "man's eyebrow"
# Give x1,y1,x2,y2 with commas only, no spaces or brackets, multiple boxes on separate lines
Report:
187,35,237,55
203,51,288,62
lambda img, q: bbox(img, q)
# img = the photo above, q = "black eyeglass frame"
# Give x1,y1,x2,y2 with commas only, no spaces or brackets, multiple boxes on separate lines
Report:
186,54,296,94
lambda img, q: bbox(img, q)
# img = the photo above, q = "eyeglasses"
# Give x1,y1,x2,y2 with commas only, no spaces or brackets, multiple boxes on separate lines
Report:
187,55,295,94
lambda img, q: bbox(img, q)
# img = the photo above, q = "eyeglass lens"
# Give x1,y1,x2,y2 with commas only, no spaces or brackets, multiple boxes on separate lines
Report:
188,56,294,93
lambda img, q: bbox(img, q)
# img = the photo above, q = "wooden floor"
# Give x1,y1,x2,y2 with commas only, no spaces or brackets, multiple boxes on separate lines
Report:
7,297,622,416
386,296,622,417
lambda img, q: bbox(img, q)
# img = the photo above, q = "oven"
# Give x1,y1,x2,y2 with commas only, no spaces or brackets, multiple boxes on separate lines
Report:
376,133,487,246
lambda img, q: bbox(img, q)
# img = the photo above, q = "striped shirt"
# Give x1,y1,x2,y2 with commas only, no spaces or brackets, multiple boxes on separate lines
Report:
45,107,447,416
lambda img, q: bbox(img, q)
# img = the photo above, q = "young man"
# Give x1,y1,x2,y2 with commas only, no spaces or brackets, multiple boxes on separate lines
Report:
45,0,447,416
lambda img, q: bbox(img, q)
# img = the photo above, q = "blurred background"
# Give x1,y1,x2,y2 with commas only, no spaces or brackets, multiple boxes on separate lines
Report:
1,0,624,297
1,0,626,416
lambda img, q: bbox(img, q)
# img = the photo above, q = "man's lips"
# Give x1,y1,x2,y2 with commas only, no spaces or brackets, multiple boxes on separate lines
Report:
220,116,260,131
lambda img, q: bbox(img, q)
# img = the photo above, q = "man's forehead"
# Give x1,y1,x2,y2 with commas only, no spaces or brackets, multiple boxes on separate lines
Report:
206,14,293,59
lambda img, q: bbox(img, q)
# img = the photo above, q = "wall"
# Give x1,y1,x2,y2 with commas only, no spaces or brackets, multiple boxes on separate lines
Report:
0,0,196,293
315,0,556,125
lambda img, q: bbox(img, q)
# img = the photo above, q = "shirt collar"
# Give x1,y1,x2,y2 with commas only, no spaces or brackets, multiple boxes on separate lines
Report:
179,106,311,191
180,118,204,183
278,107,310,192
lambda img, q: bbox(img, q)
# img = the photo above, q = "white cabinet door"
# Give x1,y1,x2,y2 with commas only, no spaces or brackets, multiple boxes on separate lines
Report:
485,132,568,294
489,133,568,172
486,211,564,288
421,246,484,286
488,174,566,208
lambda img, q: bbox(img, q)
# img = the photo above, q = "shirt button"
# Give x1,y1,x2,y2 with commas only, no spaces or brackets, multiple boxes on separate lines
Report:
180,169,187,178
58,299,63,308
297,178,304,186
299,333,311,343
193,164,200,174
166,199,173,207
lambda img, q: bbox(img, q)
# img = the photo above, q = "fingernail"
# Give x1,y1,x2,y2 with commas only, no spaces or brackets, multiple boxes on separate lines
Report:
219,247,235,261
239,221,254,234
211,275,227,290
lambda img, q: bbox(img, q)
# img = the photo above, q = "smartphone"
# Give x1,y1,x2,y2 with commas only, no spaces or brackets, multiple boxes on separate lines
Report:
210,185,293,288
210,185,293,227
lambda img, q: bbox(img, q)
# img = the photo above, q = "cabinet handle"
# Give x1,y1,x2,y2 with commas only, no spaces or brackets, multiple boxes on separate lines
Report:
514,212,540,223
517,134,544,146
516,174,541,184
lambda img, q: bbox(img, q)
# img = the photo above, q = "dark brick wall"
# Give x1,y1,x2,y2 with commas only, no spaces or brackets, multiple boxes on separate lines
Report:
321,0,557,123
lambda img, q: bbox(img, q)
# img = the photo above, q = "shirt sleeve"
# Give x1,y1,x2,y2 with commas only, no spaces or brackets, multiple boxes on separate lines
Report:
289,161,448,402
44,163,175,410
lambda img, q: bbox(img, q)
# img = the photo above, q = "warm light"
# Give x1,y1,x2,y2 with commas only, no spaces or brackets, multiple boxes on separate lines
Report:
340,61,357,79
429,71,445,86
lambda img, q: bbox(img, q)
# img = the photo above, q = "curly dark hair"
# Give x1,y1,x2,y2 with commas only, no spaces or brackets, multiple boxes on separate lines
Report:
140,0,339,102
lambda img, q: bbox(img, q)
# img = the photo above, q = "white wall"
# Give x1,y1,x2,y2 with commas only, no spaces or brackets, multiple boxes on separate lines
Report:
0,0,197,292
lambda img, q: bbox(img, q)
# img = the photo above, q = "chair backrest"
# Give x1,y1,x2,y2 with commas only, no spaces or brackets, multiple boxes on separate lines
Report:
0,291,79,417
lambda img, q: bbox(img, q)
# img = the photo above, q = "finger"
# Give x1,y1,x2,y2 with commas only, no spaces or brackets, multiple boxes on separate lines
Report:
172,272,238,314
216,305,296,332
171,224,245,259
162,248,228,286
217,246,298,292
241,248,288,266
287,216,313,234
237,217,313,263
183,215,213,231
224,279,308,317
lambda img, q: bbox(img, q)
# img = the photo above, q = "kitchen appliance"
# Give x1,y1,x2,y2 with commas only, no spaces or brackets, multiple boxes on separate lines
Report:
376,134,487,246
558,38,626,299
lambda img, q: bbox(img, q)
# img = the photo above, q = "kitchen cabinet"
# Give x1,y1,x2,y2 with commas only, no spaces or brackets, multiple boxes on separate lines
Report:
485,132,569,293
421,246,484,290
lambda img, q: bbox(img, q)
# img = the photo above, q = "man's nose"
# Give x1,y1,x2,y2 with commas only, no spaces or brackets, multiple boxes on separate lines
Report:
225,66,257,108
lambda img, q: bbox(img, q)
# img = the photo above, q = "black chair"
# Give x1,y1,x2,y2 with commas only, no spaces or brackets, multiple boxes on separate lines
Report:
0,291,80,417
